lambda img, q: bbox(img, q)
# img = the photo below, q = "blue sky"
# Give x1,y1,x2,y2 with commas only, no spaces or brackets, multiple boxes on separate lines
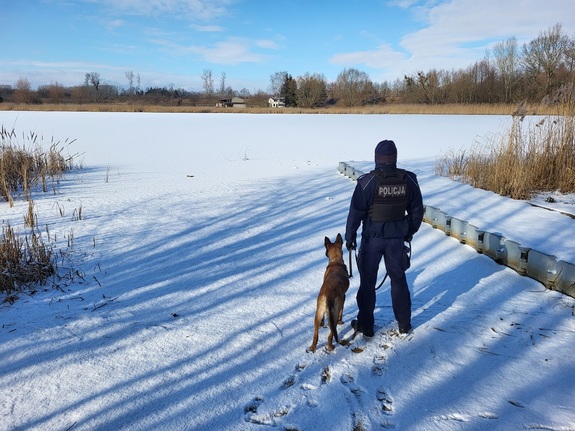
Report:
1,0,573,93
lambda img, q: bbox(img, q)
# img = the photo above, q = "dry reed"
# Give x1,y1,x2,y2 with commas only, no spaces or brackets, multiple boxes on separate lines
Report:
0,126,77,206
0,222,54,295
436,110,575,199
0,102,562,116
1,127,78,296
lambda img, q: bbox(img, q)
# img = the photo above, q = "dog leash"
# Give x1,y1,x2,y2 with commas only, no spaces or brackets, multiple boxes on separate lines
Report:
376,240,411,290
348,248,354,278
375,272,388,291
349,241,412,290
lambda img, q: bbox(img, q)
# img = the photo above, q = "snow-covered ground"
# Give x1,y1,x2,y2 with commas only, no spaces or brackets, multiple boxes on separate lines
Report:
0,111,574,431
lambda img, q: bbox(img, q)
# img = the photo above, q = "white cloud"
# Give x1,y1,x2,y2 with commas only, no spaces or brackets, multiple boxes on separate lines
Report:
191,24,224,32
333,0,575,81
82,0,235,20
386,0,425,9
192,38,266,64
399,0,575,71
104,19,127,30
152,37,267,65
330,43,406,69
0,59,129,88
255,40,280,50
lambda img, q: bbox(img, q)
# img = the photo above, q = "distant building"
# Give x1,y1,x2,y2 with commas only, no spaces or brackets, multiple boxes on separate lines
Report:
216,97,246,108
268,97,285,108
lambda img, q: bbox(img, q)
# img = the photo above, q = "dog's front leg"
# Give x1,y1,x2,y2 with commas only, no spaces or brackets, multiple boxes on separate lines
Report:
307,306,325,352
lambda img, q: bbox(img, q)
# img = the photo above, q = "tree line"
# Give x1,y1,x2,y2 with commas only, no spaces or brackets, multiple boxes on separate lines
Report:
1,24,574,108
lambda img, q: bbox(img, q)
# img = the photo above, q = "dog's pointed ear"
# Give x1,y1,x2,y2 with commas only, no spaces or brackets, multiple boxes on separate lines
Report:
324,236,331,247
336,233,343,245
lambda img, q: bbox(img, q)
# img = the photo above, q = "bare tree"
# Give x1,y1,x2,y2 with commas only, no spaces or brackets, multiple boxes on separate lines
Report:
219,71,226,96
332,68,372,107
269,71,288,96
471,59,498,103
13,77,32,103
201,69,214,97
296,73,327,108
47,81,66,103
492,37,520,102
125,70,135,94
522,23,570,95
564,36,575,73
403,70,447,104
85,72,101,92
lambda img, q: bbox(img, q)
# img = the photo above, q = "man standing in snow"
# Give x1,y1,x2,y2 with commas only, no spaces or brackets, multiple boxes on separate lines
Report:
345,140,424,337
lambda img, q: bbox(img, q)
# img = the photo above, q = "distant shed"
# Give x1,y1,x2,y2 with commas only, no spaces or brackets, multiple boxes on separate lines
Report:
216,97,246,108
268,97,285,108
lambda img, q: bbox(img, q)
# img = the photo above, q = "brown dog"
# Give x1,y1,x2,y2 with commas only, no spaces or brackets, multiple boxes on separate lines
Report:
308,233,350,352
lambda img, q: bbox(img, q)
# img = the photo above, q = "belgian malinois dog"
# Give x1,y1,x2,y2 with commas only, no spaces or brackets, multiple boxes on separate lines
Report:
307,233,350,352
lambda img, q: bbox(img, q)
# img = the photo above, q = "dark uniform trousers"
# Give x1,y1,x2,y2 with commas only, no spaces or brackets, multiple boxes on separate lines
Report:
356,236,411,332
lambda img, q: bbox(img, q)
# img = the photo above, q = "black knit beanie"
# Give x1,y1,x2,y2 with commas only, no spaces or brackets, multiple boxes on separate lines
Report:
374,140,397,164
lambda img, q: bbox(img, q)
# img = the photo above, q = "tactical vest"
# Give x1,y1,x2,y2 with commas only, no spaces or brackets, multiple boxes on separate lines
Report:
368,169,409,222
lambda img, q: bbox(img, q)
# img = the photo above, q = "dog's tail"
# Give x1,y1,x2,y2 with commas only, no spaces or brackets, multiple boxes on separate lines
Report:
327,296,343,343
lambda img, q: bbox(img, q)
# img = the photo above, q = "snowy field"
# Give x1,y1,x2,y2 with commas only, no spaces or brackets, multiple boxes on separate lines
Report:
0,111,574,431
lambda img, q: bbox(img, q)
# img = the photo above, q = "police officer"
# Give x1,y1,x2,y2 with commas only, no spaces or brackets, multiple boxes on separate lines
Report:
345,140,424,336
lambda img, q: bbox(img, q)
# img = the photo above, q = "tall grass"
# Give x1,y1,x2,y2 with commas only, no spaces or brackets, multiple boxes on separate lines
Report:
436,108,575,199
1,127,78,297
1,126,77,206
0,102,563,115
0,222,54,297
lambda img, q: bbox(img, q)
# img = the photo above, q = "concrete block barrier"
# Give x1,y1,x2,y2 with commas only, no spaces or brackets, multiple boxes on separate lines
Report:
482,231,504,262
462,224,481,250
449,217,468,243
526,250,559,289
500,239,529,275
555,261,575,297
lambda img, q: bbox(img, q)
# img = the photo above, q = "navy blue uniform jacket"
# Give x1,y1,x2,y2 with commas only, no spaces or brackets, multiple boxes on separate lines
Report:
345,166,424,243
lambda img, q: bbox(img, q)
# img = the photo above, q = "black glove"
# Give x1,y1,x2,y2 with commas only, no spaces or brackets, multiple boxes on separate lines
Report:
346,240,356,251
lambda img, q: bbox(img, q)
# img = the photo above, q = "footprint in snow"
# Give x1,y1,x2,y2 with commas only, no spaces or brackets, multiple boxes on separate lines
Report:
340,373,363,397
244,395,264,422
281,374,296,389
281,362,307,389
243,395,290,426
340,373,370,430
377,386,394,414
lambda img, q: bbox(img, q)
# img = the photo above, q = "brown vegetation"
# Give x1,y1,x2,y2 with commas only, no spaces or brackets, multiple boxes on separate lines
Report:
436,108,575,199
0,222,54,297
0,126,77,206
1,127,78,297
0,102,565,116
